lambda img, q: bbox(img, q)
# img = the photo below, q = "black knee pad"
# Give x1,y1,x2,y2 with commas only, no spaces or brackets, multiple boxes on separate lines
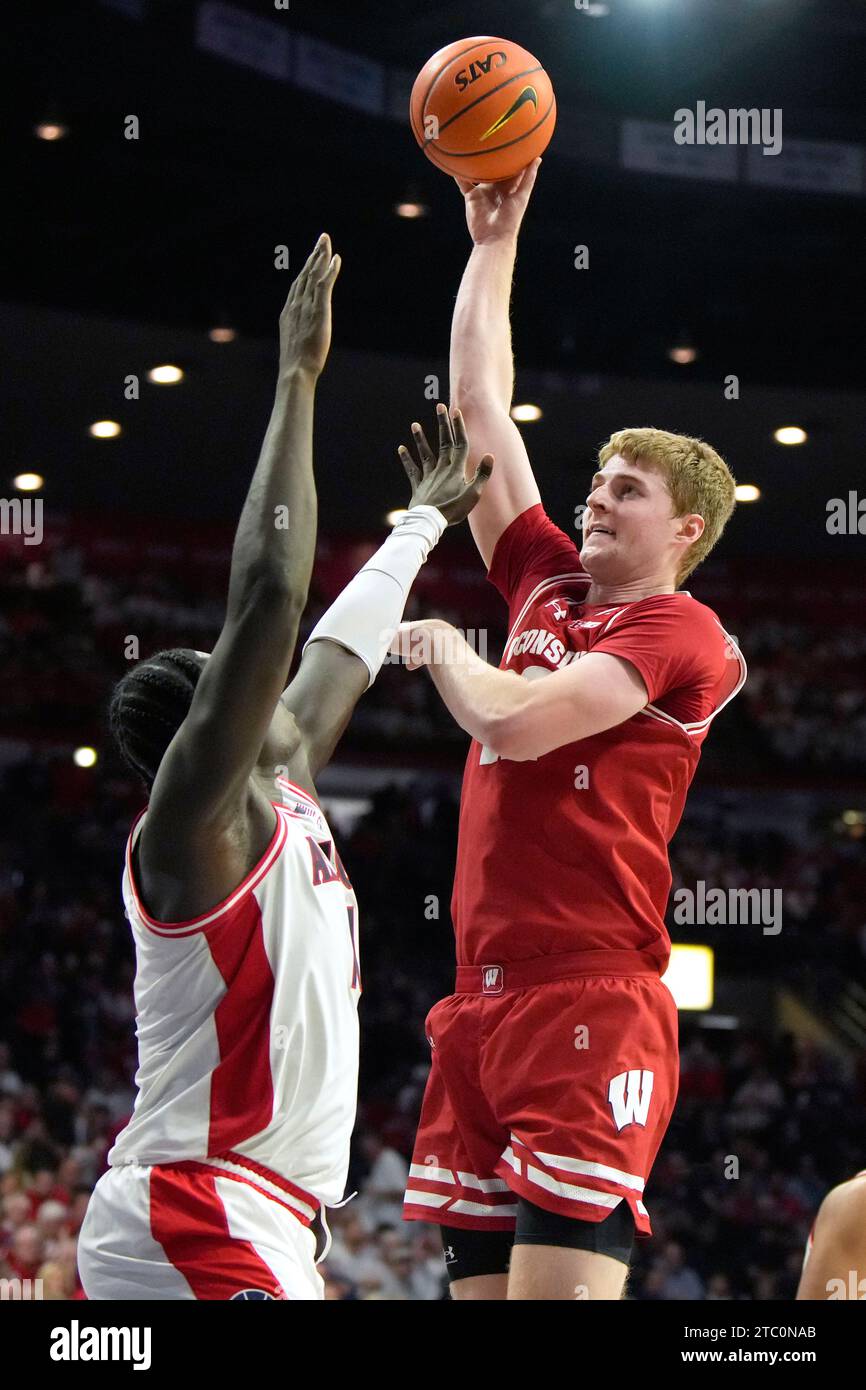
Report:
514,1196,634,1266
440,1224,514,1283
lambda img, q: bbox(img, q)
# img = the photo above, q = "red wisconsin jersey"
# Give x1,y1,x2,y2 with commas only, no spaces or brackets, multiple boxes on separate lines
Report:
452,505,746,968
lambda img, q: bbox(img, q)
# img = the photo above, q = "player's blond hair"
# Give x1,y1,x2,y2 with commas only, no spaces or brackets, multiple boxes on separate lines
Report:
598,427,736,584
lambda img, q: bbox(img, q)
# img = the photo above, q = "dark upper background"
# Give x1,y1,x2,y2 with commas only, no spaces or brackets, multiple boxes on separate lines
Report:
3,0,865,559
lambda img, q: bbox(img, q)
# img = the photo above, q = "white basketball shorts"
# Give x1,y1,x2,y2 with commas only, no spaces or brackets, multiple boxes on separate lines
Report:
78,1159,325,1300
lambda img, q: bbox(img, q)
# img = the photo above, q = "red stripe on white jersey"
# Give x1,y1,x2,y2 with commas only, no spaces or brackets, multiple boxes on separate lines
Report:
149,1167,286,1299
206,896,276,1155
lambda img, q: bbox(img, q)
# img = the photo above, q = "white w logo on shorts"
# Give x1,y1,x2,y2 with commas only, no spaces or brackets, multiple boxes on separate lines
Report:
608,1069,654,1131
481,966,503,993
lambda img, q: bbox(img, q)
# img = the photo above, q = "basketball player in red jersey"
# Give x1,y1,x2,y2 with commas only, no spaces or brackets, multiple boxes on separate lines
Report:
77,235,492,1299
797,1171,866,1300
398,160,746,1300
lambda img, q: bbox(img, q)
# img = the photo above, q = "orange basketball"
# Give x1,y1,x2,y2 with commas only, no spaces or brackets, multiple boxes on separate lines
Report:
410,36,556,183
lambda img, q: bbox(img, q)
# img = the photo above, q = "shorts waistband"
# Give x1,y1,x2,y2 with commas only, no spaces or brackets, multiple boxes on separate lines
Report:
456,949,662,994
154,1151,321,1227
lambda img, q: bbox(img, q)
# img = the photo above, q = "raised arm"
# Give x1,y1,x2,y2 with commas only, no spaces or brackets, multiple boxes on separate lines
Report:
449,158,543,569
146,236,339,833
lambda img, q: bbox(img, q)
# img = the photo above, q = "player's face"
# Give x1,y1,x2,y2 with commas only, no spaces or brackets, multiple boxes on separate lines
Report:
579,454,686,584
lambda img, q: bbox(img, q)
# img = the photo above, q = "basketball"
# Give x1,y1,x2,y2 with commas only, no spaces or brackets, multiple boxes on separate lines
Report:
410,36,556,183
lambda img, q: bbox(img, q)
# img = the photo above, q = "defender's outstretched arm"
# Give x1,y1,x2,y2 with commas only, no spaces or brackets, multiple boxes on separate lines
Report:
283,406,493,779
147,236,339,830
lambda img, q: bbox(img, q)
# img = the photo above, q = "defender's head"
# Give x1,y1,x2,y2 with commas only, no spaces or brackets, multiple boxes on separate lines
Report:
109,648,207,790
109,647,301,793
580,428,736,588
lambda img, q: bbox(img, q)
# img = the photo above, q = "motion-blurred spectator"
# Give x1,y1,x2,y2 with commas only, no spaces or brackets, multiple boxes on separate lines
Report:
359,1131,410,1229
656,1242,705,1300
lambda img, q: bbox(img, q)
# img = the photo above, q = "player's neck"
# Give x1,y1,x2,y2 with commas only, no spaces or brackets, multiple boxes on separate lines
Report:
583,576,679,606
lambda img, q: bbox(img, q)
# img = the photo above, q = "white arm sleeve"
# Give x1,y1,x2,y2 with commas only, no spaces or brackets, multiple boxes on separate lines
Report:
302,504,447,688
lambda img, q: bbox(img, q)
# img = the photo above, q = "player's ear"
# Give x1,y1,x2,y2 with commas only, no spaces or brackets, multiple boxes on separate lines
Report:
676,514,705,545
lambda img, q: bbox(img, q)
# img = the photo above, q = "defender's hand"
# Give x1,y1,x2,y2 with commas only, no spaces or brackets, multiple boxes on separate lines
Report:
279,233,341,377
398,405,493,526
454,157,541,246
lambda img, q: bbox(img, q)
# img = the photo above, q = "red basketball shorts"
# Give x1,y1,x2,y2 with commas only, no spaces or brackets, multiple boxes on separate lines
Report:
403,951,679,1238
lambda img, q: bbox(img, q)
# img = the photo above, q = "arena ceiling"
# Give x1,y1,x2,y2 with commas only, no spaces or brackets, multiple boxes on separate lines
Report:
4,0,865,552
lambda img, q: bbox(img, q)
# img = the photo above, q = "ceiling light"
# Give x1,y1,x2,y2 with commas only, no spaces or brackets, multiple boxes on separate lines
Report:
511,403,543,422
395,200,429,219
147,365,184,384
89,420,122,438
773,426,806,446
35,122,67,141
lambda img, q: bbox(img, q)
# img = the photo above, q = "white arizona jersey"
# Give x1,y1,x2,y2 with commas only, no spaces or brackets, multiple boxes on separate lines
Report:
109,777,361,1210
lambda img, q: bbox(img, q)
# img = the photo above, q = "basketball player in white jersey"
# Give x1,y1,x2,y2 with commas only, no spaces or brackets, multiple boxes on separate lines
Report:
797,1170,866,1300
77,234,492,1300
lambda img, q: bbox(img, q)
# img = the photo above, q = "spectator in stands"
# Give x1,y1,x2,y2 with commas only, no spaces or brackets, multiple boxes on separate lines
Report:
1,730,865,1300
0,1101,15,1176
39,1232,83,1299
0,1043,23,1097
656,1241,705,1300
324,1211,397,1297
359,1130,410,1230
729,1065,785,1134
2,1222,44,1283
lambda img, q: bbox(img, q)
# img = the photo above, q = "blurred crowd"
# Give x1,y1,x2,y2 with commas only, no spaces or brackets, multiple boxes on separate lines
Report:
2,749,865,1300
740,619,866,771
3,1017,865,1301
629,1028,866,1301
2,533,866,774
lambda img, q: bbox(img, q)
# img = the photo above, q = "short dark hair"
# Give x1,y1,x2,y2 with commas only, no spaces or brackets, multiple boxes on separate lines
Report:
109,648,206,790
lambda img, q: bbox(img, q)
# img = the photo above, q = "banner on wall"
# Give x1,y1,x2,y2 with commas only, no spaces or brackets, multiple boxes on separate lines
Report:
746,138,863,195
196,1,292,82
620,119,738,183
191,5,864,197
